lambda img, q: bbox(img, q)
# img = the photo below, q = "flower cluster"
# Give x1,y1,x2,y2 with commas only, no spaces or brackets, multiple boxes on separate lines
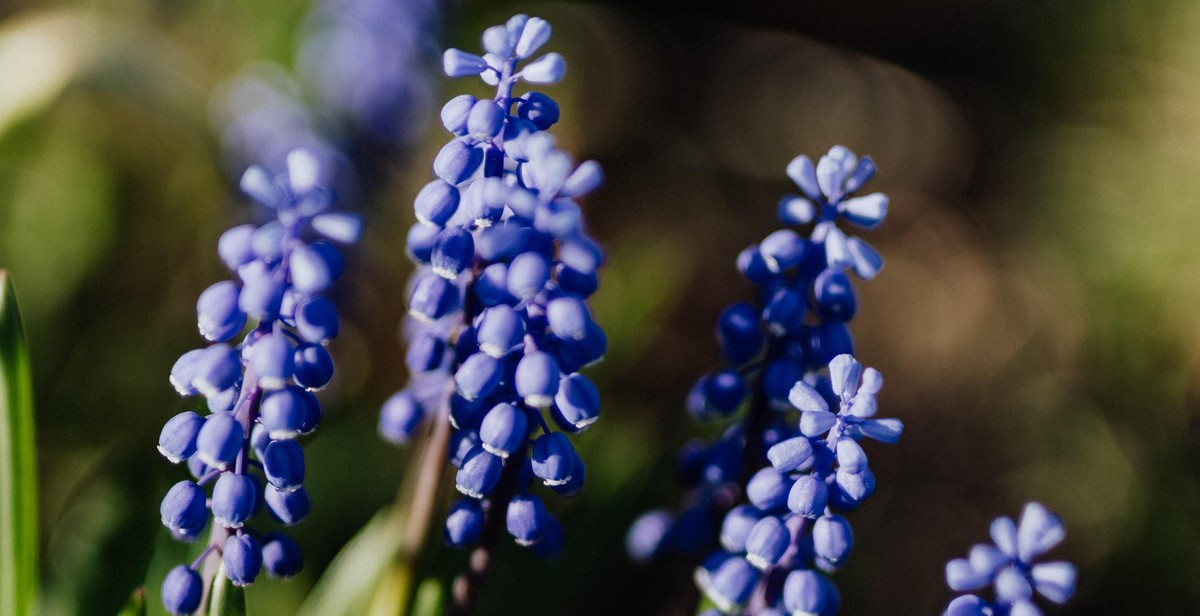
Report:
627,146,896,613
378,14,606,558
945,502,1077,616
156,150,361,615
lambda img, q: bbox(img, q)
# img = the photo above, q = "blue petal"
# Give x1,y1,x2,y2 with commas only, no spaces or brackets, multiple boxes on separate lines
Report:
1031,561,1076,604
840,193,888,228
799,410,837,437
788,381,829,413
858,418,903,443
785,155,821,202
1016,502,1065,563
828,354,861,399
520,52,566,84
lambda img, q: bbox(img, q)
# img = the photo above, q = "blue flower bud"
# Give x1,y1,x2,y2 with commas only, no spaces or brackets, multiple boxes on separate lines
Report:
554,320,606,371
516,92,560,130
170,349,206,396
443,49,488,77
240,165,283,208
404,333,446,374
434,138,483,185
467,100,505,140
260,386,308,439
627,510,673,562
778,194,816,225
788,473,829,518
197,281,246,342
238,267,285,321
212,472,257,528
218,224,257,271
414,180,460,227
475,263,516,306
555,263,598,298
410,273,461,323
482,23,515,57
717,302,763,364
506,493,548,545
516,351,560,407
251,222,285,263
768,436,814,473
441,94,476,135
736,245,774,285
250,423,271,459
506,251,550,300
550,449,585,497
455,353,504,401
379,390,425,444
476,305,525,357
546,296,590,341
814,268,857,322
531,432,574,485
783,569,832,615
456,446,502,498
706,556,760,612
719,505,762,553
296,388,321,435
432,227,475,279
407,223,440,264
812,514,853,567
745,516,791,569
746,467,790,511
480,402,528,457
196,413,244,470
161,565,203,616
261,532,303,579
688,371,747,418
311,212,362,244
809,321,854,367
552,372,600,429
530,514,565,559
293,343,334,390
449,430,481,468
193,344,241,398
840,193,888,229
295,296,339,343
759,229,807,273
763,288,805,337
289,244,334,295
520,52,566,84
514,16,551,58
207,386,239,413
263,439,305,491
251,332,293,390
444,498,485,548
223,534,263,586
158,411,205,464
449,394,486,430
944,595,988,616
160,480,208,534
265,485,310,526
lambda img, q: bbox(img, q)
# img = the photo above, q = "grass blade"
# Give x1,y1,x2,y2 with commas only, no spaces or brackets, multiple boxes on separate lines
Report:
208,563,247,616
0,270,38,616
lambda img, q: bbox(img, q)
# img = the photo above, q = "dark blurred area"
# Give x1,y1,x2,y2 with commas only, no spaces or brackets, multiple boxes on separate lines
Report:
1,0,1197,614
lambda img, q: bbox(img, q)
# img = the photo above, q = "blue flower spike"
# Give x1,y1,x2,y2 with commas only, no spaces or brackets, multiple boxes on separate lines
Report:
944,502,1077,615
629,148,902,613
156,150,358,613
379,14,608,564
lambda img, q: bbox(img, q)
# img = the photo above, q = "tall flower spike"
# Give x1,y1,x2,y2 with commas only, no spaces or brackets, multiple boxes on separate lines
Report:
378,13,607,609
628,147,896,614
155,149,359,612
944,502,1077,616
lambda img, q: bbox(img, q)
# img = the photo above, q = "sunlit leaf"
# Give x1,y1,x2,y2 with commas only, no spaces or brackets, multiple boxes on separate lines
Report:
295,509,404,616
0,271,38,616
114,587,146,616
208,563,247,616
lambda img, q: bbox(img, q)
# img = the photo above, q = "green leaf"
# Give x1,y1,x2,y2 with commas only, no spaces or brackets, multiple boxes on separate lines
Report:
114,587,146,616
208,563,247,616
0,270,38,616
409,578,445,616
295,509,405,616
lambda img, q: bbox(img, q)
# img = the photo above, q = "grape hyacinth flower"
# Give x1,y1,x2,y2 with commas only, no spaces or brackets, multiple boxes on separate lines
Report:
157,149,359,614
944,502,1077,616
378,13,605,609
628,147,896,614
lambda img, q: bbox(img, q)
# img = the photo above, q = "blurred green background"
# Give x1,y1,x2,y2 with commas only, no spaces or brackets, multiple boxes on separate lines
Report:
1,0,1198,614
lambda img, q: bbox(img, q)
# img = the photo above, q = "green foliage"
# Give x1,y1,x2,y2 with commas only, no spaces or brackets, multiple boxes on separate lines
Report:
209,564,248,616
0,271,39,616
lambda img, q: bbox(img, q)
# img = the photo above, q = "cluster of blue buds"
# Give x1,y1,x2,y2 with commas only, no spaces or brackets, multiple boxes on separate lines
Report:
628,147,896,613
378,14,605,558
944,502,1077,616
156,150,361,615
